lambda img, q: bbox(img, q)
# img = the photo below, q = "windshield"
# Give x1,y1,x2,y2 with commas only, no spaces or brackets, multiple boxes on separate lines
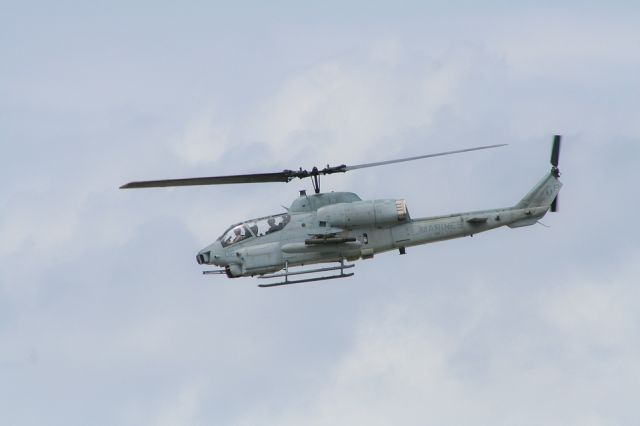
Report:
245,213,290,238
219,213,290,247
220,224,251,247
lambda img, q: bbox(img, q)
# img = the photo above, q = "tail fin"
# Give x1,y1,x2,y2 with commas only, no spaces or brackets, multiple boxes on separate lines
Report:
515,135,563,210
515,173,562,209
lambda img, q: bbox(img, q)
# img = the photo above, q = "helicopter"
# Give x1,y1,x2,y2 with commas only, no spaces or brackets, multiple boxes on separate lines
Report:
121,136,563,287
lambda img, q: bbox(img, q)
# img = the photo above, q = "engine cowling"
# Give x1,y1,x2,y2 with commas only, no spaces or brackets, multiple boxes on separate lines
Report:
316,199,408,228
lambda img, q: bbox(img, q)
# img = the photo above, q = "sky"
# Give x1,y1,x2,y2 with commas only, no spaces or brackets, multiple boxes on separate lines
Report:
1,1,640,425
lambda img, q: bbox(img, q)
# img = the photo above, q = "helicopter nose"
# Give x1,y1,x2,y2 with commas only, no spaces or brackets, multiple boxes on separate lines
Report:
197,241,224,265
196,251,210,265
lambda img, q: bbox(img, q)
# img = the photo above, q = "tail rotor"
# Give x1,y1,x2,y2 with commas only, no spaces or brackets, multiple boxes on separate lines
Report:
550,135,562,212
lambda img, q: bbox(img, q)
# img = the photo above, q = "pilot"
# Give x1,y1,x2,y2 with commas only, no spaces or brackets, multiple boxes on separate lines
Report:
266,217,281,234
230,227,244,243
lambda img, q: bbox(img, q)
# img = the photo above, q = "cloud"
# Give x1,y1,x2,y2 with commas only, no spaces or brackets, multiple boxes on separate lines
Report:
488,14,640,78
169,108,230,166
2,5,640,426
246,43,470,164
232,254,640,426
541,253,640,351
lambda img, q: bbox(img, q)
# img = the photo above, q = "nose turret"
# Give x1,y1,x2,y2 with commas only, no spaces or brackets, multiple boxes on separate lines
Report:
196,241,223,265
195,251,209,265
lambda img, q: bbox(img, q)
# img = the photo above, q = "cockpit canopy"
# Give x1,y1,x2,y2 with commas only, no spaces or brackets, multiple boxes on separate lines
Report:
219,213,290,247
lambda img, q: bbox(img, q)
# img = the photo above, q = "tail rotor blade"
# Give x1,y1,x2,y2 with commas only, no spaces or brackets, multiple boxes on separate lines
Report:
551,135,562,168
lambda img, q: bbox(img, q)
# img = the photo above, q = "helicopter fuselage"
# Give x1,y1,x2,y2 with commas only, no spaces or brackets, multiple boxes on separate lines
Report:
197,181,556,278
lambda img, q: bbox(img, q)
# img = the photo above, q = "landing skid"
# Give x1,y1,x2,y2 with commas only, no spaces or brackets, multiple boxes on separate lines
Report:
257,259,355,287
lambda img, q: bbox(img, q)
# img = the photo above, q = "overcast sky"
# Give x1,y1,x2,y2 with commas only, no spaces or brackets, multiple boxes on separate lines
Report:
2,2,640,425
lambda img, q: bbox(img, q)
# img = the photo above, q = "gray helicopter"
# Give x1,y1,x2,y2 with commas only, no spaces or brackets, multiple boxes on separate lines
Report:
121,136,562,287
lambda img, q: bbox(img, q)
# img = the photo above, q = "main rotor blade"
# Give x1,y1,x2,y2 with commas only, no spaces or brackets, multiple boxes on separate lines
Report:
120,171,292,189
344,144,507,171
121,143,508,190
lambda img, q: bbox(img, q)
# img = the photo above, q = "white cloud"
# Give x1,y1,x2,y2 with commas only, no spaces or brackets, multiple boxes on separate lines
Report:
541,253,640,350
232,255,640,426
489,15,640,78
0,189,81,257
246,46,468,165
118,382,204,426
170,108,230,166
2,5,640,426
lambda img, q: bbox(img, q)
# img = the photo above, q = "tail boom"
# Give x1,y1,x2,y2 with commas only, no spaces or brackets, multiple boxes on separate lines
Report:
386,135,564,251
392,204,550,249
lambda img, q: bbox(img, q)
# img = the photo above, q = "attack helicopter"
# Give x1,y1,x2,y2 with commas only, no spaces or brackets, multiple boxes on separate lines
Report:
121,136,563,287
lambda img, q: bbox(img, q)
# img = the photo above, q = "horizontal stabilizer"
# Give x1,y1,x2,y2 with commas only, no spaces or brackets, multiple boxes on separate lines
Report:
466,217,488,224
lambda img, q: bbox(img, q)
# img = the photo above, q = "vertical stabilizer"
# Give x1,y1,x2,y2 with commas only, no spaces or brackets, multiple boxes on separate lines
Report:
515,173,562,209
515,135,563,210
